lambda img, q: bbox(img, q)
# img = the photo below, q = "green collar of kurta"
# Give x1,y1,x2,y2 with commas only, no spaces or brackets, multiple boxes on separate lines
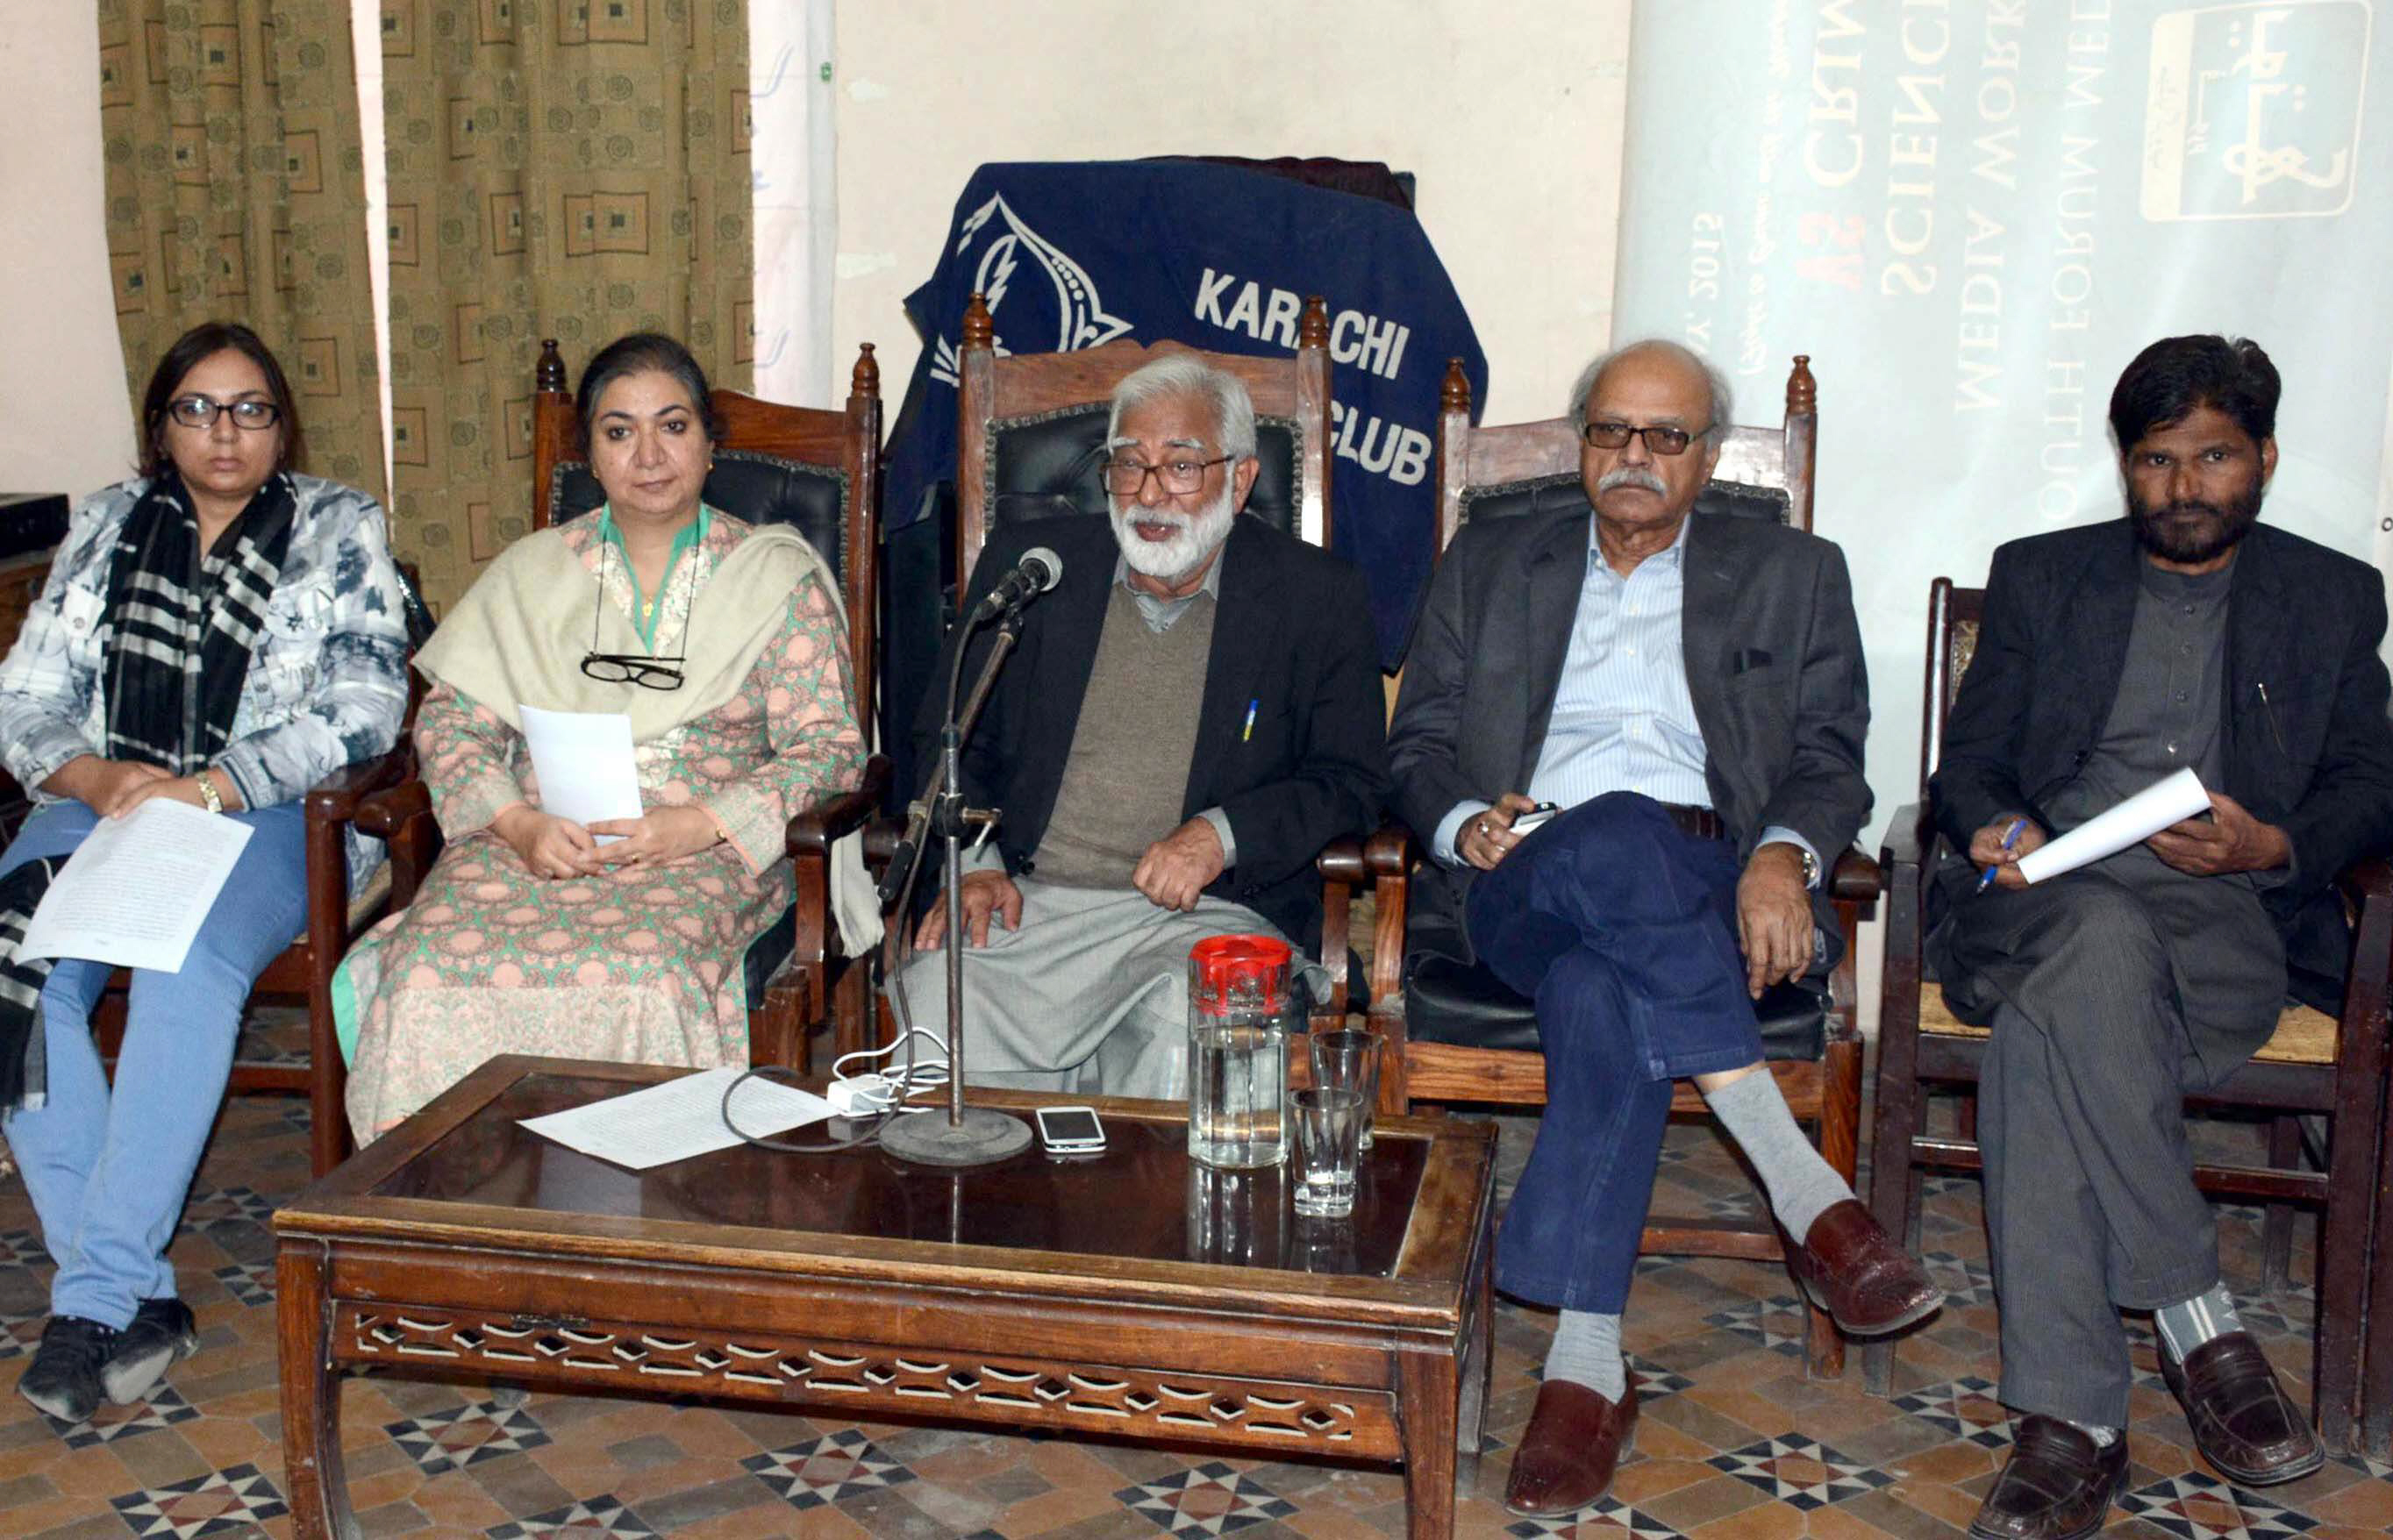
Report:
595,503,712,650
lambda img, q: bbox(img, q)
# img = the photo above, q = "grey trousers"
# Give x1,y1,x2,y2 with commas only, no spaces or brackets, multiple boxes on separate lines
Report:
890,880,1318,1102
1930,847,2284,1427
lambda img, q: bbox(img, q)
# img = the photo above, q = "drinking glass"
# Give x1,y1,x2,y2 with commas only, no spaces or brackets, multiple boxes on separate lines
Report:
1307,1029,1382,1150
1290,1087,1364,1218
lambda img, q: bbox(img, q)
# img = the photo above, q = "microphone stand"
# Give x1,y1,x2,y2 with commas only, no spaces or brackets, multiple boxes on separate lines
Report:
878,598,1036,1167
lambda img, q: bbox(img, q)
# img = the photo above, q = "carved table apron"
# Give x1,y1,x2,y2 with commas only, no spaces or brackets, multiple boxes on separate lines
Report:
275,1056,1497,1540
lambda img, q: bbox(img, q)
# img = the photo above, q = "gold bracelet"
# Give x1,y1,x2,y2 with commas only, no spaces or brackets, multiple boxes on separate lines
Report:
196,773,224,815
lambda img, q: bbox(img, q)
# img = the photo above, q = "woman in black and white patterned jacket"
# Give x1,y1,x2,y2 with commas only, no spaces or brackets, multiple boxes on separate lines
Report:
0,321,408,1424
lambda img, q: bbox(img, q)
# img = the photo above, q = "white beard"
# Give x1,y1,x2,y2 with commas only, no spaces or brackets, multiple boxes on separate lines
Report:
1110,484,1236,581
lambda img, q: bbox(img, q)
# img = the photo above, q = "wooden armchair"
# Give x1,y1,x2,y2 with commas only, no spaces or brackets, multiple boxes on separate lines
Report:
811,291,1376,1058
1864,577,2393,1455
1347,355,1882,1378
341,341,889,1102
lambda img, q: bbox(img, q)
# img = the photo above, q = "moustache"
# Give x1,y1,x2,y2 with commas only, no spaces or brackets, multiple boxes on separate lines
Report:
2149,500,2225,522
1597,467,1668,496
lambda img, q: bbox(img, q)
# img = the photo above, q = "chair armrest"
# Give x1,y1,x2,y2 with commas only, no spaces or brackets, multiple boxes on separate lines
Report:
861,816,904,866
2335,854,2393,915
353,779,432,841
1880,800,1929,869
1365,823,1417,879
784,754,891,859
1316,835,1365,885
1829,847,1881,903
304,743,418,826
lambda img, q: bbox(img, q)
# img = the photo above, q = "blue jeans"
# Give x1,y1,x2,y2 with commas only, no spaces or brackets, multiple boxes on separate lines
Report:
1467,792,1762,1312
0,799,306,1328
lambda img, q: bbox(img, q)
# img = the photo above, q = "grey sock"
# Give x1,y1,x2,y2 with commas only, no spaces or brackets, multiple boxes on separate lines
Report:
2066,1418,2120,1448
2154,1283,2242,1363
1542,1309,1626,1401
1702,1068,1854,1237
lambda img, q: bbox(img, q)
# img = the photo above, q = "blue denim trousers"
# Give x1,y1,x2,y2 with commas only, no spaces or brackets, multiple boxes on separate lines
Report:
0,798,307,1329
1467,792,1762,1313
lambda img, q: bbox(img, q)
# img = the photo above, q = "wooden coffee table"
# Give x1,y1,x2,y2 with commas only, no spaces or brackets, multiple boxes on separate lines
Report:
275,1056,1497,1538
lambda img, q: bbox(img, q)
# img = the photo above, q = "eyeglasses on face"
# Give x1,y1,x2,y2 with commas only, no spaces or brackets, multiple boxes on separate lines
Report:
168,396,282,431
1100,454,1234,497
579,652,686,690
1580,420,1711,456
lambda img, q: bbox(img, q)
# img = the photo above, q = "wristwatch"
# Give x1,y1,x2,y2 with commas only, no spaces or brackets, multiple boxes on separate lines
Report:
196,773,224,815
1794,845,1820,888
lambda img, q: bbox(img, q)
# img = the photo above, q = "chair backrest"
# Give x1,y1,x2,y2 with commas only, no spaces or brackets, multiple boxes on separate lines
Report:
953,291,1333,593
1432,355,1820,554
1918,577,1989,796
531,341,884,717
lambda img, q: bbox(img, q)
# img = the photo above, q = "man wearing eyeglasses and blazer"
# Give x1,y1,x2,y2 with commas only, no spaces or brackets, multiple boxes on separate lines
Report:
1388,339,1939,1517
892,353,1388,1101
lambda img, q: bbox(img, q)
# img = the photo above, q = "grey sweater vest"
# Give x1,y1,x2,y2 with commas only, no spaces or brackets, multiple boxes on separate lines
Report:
1031,582,1217,888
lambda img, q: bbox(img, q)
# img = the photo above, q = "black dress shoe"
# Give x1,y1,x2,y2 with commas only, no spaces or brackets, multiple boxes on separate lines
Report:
2161,1330,2324,1486
16,1315,120,1424
1969,1415,2129,1540
103,1298,199,1406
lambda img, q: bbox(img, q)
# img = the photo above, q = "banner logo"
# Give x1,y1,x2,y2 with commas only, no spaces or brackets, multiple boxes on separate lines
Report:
928,193,1134,383
2142,2,2369,221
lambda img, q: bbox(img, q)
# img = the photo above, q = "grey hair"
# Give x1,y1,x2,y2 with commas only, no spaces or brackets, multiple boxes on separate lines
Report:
1106,353,1258,461
1564,339,1735,442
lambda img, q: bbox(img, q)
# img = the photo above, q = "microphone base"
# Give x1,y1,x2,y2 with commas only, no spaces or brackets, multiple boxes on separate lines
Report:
879,1105,1034,1167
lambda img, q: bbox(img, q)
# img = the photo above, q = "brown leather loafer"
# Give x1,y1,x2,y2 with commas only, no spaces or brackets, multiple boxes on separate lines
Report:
2161,1330,2324,1486
1968,1415,2129,1540
1787,1200,1945,1336
1504,1379,1638,1516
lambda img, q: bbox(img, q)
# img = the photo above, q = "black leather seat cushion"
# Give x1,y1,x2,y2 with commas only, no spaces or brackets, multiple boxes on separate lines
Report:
547,449,851,585
983,404,1304,538
1405,954,1828,1062
1458,474,1790,530
546,447,854,1005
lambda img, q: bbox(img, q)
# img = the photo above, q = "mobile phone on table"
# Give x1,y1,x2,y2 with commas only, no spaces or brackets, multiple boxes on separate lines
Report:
1511,801,1563,836
1034,1105,1107,1155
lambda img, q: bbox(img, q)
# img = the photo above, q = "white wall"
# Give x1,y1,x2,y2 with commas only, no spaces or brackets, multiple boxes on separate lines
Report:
828,0,1633,424
0,9,136,499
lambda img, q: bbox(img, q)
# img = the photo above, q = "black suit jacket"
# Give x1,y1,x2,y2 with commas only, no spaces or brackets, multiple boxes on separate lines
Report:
921,514,1389,946
1388,506,1872,959
1930,519,2393,1009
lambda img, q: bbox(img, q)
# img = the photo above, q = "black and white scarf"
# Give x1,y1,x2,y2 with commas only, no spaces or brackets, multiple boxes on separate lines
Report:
0,471,296,1110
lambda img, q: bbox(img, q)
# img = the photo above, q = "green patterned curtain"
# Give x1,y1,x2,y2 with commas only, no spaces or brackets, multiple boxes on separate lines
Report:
99,0,388,501
381,0,753,610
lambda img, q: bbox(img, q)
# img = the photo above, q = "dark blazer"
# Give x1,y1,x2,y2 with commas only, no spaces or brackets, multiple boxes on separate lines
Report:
1931,518,2393,1009
1388,506,1872,959
921,513,1389,947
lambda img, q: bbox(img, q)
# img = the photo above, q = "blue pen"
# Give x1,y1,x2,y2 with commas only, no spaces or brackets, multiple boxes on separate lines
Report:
1240,698,1259,742
1976,817,2028,892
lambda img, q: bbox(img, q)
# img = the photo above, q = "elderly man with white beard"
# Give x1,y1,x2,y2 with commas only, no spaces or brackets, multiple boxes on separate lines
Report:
891,354,1389,1097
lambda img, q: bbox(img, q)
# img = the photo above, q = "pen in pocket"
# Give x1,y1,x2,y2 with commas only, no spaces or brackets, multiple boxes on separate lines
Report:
1241,698,1259,742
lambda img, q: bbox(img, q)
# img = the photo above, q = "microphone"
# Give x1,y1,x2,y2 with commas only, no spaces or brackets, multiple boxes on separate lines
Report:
970,546,1063,618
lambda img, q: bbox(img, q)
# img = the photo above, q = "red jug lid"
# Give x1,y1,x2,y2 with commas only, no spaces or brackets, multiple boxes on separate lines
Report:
1189,934,1292,1002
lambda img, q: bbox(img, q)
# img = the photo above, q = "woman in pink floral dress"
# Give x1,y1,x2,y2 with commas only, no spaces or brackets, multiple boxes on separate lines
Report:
338,334,864,1137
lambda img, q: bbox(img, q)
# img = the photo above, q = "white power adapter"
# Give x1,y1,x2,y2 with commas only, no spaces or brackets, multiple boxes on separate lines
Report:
828,1074,895,1117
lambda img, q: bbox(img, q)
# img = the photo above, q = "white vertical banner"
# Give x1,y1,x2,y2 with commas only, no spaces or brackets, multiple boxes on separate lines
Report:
1613,0,2393,838
750,0,838,405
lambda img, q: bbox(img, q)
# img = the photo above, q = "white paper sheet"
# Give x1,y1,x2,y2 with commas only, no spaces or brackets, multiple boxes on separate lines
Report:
2015,767,2213,884
18,800,254,972
518,1066,836,1171
518,703,642,842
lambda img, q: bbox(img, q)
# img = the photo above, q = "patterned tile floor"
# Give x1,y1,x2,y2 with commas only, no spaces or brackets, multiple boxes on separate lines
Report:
2,1016,2389,1537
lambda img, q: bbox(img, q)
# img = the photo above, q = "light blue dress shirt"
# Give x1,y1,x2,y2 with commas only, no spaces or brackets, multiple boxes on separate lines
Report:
1433,517,1818,882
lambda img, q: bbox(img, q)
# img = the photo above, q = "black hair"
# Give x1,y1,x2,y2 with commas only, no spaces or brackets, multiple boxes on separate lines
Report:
573,332,722,456
2108,334,2280,452
139,320,303,479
